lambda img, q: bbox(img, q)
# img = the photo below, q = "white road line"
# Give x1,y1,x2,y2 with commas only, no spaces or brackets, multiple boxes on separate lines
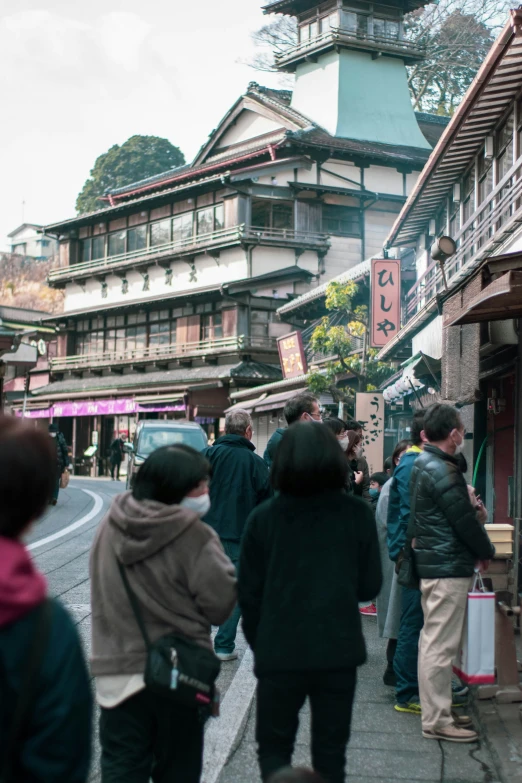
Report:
28,490,104,551
202,647,257,783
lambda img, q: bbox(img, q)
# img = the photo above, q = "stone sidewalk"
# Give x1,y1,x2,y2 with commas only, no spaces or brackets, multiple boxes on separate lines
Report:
218,619,502,783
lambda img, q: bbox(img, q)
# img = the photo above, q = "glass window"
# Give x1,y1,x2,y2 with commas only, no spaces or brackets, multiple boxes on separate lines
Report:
105,329,116,351
214,204,224,231
373,17,385,36
357,14,368,35
150,219,171,247
386,20,399,38
201,312,223,341
93,317,104,329
115,329,126,354
149,322,171,345
322,205,360,236
116,316,125,327
172,320,177,344
127,225,147,253
107,316,116,328
197,208,214,236
251,310,272,338
108,230,126,257
92,235,105,260
80,240,91,263
343,11,357,32
127,314,138,325
329,11,339,28
310,21,318,38
173,212,193,243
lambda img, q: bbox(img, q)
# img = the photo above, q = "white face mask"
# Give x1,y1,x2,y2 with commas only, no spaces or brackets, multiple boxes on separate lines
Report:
181,494,211,517
49,432,57,438
452,433,465,455
339,436,349,452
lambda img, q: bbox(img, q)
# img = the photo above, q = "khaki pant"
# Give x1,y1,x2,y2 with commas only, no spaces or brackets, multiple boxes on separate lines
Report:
418,577,472,731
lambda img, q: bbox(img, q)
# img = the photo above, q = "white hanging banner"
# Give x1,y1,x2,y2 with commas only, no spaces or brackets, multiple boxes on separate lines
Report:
355,392,385,476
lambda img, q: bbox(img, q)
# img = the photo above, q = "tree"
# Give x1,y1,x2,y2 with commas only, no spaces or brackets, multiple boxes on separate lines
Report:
305,281,393,408
247,0,509,116
76,135,185,214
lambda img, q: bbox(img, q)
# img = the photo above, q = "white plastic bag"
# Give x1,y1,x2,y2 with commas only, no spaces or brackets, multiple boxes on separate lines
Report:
453,572,495,685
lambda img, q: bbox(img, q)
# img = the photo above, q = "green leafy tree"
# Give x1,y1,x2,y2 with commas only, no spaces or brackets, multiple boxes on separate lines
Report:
76,135,185,214
306,281,393,406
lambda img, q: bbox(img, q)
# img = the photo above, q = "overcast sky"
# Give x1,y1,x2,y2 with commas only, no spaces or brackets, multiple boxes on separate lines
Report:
0,0,283,249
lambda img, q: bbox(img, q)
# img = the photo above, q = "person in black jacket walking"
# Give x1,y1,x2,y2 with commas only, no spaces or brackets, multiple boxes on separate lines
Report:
411,404,495,744
0,416,92,783
49,423,69,505
263,392,321,471
238,422,382,783
203,409,271,661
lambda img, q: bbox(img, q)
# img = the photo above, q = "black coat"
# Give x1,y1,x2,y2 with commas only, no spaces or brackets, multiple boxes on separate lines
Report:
53,432,69,476
238,490,382,676
349,455,370,500
0,600,92,782
411,445,495,579
202,435,271,542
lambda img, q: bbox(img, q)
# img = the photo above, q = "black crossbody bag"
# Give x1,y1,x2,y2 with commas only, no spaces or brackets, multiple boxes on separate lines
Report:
0,600,52,783
395,477,420,590
117,561,220,709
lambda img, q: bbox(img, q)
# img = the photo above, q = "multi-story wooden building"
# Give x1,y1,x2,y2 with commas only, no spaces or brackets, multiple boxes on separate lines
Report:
21,0,447,469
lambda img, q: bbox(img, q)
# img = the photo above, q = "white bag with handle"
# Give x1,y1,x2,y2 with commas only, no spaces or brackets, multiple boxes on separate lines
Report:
453,572,495,685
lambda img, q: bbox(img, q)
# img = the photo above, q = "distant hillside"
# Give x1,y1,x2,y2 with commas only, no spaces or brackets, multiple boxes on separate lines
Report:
0,254,63,314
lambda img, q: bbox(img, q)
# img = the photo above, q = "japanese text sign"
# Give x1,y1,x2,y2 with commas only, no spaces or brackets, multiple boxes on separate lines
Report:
277,331,308,380
370,258,401,348
355,392,385,476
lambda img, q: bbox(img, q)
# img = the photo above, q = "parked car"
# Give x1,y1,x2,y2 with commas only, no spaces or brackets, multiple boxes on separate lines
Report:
125,420,208,488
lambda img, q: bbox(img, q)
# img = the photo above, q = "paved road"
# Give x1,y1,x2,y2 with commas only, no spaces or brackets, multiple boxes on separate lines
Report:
30,479,502,783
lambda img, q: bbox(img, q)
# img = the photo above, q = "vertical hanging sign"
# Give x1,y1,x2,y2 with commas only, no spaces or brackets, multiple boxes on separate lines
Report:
355,392,385,476
277,331,308,379
370,258,401,348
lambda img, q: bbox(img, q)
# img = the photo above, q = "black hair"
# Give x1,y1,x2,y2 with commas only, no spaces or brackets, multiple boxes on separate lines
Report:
0,416,55,537
49,423,58,432
133,444,211,505
423,403,462,443
271,422,348,496
383,455,393,473
345,418,362,432
322,416,346,436
392,438,411,466
268,768,326,783
283,392,319,426
410,410,426,447
370,471,388,487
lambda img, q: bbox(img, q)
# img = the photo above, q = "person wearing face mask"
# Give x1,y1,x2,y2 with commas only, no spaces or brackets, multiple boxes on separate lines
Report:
90,444,237,783
344,419,371,501
323,417,353,492
411,404,495,744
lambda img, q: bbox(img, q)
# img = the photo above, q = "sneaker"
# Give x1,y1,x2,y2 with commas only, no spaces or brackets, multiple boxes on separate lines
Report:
359,604,377,617
395,699,421,715
383,664,397,687
452,679,469,698
423,723,478,743
216,651,238,662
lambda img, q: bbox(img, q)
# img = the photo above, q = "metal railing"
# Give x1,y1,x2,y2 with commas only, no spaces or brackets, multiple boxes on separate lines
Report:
48,224,330,283
50,335,278,372
275,26,425,65
406,155,522,320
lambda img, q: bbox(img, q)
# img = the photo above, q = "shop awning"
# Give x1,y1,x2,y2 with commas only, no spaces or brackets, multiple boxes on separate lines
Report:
445,271,522,327
382,352,441,403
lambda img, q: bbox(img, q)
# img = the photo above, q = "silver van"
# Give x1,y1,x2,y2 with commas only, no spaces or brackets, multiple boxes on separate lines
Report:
126,420,208,488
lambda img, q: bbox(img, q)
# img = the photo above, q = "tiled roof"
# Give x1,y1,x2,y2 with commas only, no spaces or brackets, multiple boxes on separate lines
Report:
32,361,282,398
277,258,371,316
286,129,431,167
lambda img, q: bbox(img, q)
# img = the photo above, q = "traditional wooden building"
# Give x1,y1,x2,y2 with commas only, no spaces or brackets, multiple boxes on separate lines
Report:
20,0,447,468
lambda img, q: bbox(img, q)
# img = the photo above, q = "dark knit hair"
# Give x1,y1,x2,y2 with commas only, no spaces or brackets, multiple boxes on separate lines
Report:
283,392,319,426
322,416,346,436
345,418,362,433
271,422,348,496
423,403,462,443
268,768,326,783
392,439,411,467
133,444,211,505
0,416,56,538
410,410,426,447
370,471,388,487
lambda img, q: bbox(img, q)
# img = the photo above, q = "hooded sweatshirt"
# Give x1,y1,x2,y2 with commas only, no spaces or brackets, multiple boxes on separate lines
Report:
0,537,92,782
90,492,237,678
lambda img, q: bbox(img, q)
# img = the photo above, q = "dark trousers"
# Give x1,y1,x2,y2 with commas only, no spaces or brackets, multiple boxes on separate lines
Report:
256,669,357,783
394,586,424,703
110,460,122,480
214,540,241,654
386,638,398,665
99,689,203,783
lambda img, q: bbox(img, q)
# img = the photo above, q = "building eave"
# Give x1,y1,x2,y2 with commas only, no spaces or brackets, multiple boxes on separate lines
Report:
276,258,371,317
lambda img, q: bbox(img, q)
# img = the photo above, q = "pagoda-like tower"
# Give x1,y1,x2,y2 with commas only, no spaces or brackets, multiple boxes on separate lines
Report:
263,0,431,149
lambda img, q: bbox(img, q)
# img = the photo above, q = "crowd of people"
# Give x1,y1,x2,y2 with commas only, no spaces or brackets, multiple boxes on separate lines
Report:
0,392,495,782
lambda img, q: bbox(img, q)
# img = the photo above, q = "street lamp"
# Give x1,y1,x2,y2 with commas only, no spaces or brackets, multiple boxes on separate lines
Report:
430,236,457,291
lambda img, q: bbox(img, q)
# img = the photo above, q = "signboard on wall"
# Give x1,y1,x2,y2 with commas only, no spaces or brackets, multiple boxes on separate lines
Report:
277,331,308,379
355,392,385,476
370,258,401,348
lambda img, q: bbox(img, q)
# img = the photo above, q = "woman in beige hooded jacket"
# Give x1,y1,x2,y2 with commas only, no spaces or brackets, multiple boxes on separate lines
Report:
90,444,237,783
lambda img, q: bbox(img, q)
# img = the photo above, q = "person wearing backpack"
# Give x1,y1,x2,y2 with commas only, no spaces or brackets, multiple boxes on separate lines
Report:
0,416,92,783
90,444,237,783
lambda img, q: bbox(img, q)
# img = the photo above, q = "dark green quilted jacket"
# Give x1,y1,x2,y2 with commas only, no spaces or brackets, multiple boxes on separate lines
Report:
410,445,495,579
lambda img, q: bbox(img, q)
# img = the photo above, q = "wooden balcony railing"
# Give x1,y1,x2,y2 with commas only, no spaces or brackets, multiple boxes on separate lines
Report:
48,224,330,284
50,335,278,372
275,27,425,67
406,155,522,320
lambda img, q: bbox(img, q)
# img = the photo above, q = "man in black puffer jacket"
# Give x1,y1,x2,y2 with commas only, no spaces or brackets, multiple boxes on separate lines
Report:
411,404,494,745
